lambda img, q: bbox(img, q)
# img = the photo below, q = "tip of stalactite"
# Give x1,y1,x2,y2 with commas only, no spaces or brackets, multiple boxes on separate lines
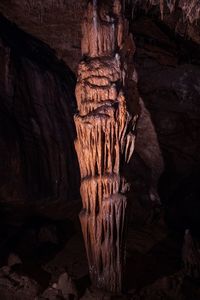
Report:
125,0,200,24
160,0,164,20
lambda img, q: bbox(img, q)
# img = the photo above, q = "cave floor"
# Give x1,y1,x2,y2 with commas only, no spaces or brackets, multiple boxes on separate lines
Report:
0,201,199,299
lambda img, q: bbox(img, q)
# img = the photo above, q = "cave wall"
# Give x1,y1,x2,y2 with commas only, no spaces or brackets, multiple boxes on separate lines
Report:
0,15,80,205
0,1,200,214
1,0,200,74
132,15,200,185
0,0,87,73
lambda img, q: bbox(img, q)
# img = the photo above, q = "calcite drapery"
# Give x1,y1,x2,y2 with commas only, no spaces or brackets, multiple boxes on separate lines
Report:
125,0,200,23
74,0,138,293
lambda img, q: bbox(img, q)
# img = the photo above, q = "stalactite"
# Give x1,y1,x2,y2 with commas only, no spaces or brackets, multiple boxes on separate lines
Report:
123,0,200,23
74,0,138,293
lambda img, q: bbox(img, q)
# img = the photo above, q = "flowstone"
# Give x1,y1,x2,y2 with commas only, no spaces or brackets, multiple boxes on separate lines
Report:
74,0,139,293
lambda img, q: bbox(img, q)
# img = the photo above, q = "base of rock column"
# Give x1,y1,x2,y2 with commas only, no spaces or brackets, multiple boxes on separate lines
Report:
75,0,138,293
79,193,127,293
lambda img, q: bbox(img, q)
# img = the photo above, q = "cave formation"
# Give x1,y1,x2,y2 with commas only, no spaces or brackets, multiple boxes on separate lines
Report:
0,0,200,299
74,0,138,292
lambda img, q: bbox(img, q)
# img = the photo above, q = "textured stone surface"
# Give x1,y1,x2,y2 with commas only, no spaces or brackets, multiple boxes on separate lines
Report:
0,2,200,300
37,287,63,300
131,271,186,300
131,17,200,222
1,0,200,74
0,1,87,72
0,266,40,300
75,0,139,292
0,15,80,205
0,0,200,223
57,272,78,299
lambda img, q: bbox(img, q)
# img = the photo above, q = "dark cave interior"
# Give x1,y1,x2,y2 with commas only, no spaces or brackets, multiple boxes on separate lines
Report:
0,1,200,299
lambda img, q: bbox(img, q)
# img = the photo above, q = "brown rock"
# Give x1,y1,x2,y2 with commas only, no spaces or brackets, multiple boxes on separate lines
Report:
57,272,78,300
74,0,139,293
0,266,39,300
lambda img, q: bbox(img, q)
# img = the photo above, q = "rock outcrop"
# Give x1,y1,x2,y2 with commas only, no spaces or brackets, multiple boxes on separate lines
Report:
0,266,39,300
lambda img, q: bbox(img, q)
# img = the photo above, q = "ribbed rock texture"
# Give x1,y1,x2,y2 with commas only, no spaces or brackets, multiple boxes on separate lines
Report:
74,0,139,293
1,0,200,73
125,0,200,24
0,0,86,72
0,15,80,205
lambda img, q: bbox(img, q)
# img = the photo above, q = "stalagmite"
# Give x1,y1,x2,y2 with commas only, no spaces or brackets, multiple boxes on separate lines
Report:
74,0,138,293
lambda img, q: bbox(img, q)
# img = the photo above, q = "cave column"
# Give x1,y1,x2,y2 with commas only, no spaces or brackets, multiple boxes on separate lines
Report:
74,0,138,293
